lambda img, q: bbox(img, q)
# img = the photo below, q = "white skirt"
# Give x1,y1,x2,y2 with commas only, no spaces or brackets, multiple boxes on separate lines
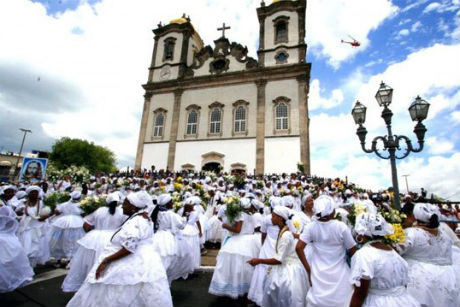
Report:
209,234,261,298
0,233,34,293
17,224,50,267
262,259,309,307
206,215,222,243
248,236,271,306
49,226,85,259
62,244,96,292
152,230,178,272
363,286,420,307
406,258,459,307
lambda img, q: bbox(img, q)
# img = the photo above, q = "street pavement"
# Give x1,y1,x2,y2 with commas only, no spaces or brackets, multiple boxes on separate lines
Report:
0,269,240,307
0,249,240,307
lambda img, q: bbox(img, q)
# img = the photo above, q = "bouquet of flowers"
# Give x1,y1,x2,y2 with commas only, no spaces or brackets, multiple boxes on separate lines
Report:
225,196,243,223
43,192,71,212
256,181,265,189
380,208,406,224
79,195,107,216
195,184,210,207
383,223,405,245
203,171,217,182
233,175,245,189
224,175,235,184
171,192,183,212
347,203,367,226
174,182,183,193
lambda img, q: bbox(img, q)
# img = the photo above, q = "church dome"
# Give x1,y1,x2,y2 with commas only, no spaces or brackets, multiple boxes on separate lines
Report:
272,0,294,3
169,17,188,24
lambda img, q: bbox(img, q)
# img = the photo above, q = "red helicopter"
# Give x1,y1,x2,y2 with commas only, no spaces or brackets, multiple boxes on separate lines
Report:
341,35,360,47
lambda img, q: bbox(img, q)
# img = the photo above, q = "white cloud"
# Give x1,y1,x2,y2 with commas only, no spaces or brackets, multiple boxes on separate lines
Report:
306,0,398,68
423,2,441,13
309,79,344,111
426,137,454,155
452,111,460,123
401,0,429,13
411,21,422,32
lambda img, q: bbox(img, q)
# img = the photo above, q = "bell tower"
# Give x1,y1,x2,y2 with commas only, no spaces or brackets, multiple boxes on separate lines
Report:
147,15,203,83
256,0,307,67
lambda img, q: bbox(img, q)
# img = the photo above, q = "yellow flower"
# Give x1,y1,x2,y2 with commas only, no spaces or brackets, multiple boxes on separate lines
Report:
293,220,300,230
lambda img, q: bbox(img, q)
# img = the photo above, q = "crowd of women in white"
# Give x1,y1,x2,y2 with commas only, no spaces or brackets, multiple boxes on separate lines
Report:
1,176,460,307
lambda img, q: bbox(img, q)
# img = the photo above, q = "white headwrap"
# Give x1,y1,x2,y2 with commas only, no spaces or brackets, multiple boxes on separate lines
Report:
269,196,282,208
158,194,172,206
313,195,336,218
126,193,146,209
0,206,18,234
70,191,81,200
251,199,264,210
106,192,120,204
273,206,292,221
240,197,251,209
414,203,440,223
282,195,295,208
354,212,393,237
26,186,42,195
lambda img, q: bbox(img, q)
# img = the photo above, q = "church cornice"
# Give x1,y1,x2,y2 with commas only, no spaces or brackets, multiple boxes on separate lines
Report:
142,62,311,94
257,0,306,21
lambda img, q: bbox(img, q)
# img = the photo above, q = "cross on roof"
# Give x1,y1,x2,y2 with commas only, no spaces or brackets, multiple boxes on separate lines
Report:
217,22,231,38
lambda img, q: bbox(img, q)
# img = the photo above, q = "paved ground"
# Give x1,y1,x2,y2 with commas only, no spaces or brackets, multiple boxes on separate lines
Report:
0,248,243,307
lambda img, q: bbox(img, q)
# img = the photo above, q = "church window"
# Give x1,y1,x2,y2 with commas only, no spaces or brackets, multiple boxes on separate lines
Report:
186,110,198,135
275,50,289,64
210,108,222,134
275,103,288,130
153,113,165,137
273,16,290,45
163,37,176,61
232,100,249,135
234,106,246,133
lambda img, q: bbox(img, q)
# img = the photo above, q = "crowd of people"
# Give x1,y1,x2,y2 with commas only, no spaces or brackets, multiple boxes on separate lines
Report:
0,170,460,307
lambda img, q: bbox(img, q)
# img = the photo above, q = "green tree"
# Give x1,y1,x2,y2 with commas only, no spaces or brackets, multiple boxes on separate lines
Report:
49,137,116,173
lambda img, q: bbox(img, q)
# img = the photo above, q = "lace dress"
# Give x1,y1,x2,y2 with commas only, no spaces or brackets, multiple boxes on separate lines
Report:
261,230,309,307
0,206,34,293
62,206,126,292
299,219,356,307
66,213,172,307
351,245,420,307
398,227,460,307
49,201,85,259
209,212,261,298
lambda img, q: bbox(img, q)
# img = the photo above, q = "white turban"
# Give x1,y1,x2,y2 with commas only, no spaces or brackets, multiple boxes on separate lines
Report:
273,206,292,221
106,192,120,204
158,194,172,206
269,196,282,208
240,197,251,209
70,191,81,200
251,199,264,210
354,212,393,237
26,186,42,195
313,195,336,218
282,195,295,208
126,193,146,209
414,203,440,223
362,199,378,214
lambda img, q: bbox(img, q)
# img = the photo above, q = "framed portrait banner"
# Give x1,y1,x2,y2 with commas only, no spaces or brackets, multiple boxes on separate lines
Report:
19,157,48,183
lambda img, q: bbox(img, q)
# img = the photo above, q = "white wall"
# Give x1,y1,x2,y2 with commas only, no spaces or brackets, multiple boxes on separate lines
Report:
142,142,169,170
264,10,299,50
174,138,256,173
265,79,299,136
265,137,300,174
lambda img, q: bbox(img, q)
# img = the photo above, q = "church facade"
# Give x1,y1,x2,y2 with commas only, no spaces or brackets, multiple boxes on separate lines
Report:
135,0,311,175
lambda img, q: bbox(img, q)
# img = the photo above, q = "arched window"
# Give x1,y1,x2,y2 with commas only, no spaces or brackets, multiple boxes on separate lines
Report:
153,113,164,137
234,106,246,133
186,110,198,135
163,37,176,61
210,108,222,134
275,103,288,130
273,16,289,44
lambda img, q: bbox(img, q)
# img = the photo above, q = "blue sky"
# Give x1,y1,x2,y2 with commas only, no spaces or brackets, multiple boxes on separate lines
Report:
1,0,459,198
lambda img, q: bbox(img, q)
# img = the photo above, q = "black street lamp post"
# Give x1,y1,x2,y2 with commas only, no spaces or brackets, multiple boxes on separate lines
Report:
351,82,430,210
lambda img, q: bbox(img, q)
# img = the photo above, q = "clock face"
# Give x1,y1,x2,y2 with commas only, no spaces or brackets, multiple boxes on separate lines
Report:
160,67,171,80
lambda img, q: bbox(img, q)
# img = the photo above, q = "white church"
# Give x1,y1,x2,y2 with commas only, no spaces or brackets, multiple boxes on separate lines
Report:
135,0,311,175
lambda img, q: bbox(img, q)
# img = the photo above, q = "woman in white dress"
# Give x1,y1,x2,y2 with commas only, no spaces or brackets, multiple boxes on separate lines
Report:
350,212,420,307
208,198,260,299
49,191,85,260
66,192,173,307
296,195,357,307
17,186,51,267
179,197,202,272
62,192,126,292
248,206,309,307
248,196,281,306
0,206,34,293
397,203,460,307
151,194,187,284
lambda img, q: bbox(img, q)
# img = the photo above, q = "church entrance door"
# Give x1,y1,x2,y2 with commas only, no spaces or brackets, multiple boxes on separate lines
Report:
202,162,221,173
